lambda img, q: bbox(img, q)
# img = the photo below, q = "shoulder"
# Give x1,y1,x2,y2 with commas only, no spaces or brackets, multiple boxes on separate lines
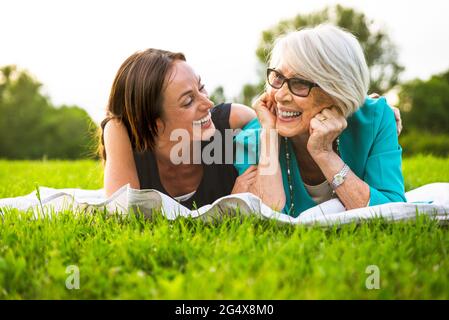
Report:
233,117,262,175
103,118,129,142
102,118,140,195
348,96,396,136
229,103,256,129
210,102,256,130
234,118,261,146
365,96,396,136
359,96,394,122
103,118,133,158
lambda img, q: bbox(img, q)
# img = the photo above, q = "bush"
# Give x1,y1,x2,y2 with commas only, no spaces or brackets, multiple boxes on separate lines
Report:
399,130,449,157
398,70,449,135
0,65,98,160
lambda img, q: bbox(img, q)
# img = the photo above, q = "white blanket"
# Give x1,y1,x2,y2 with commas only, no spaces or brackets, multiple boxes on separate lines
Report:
0,183,448,226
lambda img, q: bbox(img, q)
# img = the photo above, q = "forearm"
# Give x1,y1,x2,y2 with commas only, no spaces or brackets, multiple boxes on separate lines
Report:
251,127,285,210
314,152,370,210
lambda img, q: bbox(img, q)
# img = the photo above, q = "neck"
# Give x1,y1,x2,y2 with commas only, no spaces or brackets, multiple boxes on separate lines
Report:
287,133,327,186
152,134,204,198
289,133,310,155
288,133,339,156
154,136,202,170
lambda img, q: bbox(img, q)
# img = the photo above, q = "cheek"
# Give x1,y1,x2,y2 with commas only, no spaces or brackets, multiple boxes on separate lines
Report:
296,103,316,131
172,107,195,121
296,95,326,119
311,90,334,113
267,87,276,101
300,112,314,129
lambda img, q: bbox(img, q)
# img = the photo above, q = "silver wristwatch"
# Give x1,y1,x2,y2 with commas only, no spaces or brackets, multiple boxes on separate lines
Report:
331,164,350,190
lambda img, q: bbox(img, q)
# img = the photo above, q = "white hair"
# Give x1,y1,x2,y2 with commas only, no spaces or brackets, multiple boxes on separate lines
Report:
269,24,370,117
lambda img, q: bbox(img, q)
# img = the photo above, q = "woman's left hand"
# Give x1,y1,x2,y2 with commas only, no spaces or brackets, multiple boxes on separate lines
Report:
391,106,402,136
307,106,347,161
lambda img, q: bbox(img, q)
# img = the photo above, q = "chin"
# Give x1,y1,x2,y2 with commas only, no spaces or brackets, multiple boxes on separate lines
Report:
275,119,305,137
192,122,216,141
200,125,216,141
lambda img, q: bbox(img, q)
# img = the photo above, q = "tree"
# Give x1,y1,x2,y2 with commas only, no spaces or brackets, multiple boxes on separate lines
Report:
239,82,265,107
239,5,404,106
398,69,449,134
0,65,52,158
0,65,98,159
209,86,227,105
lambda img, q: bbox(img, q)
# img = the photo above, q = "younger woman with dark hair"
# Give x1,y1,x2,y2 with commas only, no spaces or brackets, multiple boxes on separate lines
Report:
99,49,256,208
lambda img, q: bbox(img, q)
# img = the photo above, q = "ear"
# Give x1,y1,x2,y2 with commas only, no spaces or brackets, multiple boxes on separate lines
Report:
155,118,165,135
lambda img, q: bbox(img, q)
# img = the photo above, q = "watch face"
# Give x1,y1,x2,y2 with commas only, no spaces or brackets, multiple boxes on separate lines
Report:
335,174,344,185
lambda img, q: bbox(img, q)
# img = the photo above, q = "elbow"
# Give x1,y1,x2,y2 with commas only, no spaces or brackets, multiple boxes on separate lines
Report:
104,182,122,198
105,182,138,198
369,186,406,206
276,195,286,212
386,191,407,203
251,175,286,211
260,193,286,212
104,177,139,198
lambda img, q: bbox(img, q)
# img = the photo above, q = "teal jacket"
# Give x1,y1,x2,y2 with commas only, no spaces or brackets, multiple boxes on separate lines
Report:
234,97,406,217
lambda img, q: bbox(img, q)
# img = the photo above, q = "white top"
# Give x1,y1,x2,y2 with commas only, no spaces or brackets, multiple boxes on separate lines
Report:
304,180,334,204
304,180,370,207
173,190,197,202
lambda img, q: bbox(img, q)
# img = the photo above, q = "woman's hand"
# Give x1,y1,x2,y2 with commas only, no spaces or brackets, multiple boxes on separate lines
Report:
392,106,402,136
253,92,277,129
231,165,257,194
307,106,347,161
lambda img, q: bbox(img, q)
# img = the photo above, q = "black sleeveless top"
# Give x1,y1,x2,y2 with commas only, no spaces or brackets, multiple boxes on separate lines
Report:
133,103,238,209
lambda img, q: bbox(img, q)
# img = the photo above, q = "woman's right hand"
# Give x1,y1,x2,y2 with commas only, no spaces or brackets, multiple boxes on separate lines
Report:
231,165,257,194
253,92,277,129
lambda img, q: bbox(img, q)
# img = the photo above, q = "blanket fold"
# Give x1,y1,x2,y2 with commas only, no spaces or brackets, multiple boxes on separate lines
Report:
1,183,448,226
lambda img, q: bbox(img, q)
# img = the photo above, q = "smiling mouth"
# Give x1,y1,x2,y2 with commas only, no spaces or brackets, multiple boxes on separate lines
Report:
277,108,302,121
193,112,212,128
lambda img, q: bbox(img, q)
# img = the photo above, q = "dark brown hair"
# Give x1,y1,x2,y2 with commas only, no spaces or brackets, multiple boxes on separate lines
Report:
98,48,186,162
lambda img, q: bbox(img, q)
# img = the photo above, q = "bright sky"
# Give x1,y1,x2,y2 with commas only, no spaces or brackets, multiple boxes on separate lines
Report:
1,0,448,123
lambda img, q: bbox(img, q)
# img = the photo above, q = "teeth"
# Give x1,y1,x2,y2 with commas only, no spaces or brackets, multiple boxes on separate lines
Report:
193,112,211,125
278,109,302,118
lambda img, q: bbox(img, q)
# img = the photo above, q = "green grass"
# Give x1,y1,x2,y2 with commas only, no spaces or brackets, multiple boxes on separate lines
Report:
0,155,448,299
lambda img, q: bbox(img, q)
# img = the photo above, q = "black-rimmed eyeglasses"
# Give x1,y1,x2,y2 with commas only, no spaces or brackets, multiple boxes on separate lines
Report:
267,68,319,97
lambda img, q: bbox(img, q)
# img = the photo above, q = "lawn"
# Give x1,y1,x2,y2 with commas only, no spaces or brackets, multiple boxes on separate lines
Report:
0,155,448,299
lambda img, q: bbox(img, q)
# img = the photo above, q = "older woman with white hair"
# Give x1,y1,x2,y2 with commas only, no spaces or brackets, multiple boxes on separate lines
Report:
234,24,406,216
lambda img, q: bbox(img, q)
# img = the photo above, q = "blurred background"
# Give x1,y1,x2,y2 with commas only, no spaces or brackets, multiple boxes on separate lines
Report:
1,0,448,160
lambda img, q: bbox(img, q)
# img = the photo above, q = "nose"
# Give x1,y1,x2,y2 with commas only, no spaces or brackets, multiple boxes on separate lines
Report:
274,81,292,104
198,92,214,111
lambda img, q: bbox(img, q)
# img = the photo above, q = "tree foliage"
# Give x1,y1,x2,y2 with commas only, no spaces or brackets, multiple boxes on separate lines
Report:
239,5,404,106
398,69,449,134
0,65,98,159
209,86,227,105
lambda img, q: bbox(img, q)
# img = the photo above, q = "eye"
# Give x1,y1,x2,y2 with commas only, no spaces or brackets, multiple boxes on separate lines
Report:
183,84,207,107
184,95,194,107
290,79,308,90
271,72,284,85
